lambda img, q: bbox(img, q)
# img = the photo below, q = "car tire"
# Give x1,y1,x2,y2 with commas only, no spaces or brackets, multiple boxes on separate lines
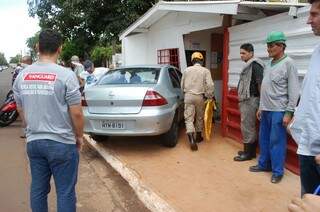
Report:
90,134,109,142
0,110,19,127
162,113,179,148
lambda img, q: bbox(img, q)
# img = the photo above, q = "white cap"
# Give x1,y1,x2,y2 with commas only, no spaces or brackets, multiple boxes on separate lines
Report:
71,55,80,64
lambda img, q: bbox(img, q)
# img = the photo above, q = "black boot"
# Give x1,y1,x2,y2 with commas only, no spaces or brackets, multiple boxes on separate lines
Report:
238,141,257,157
237,144,246,156
237,150,244,156
195,132,203,143
234,143,253,161
187,133,198,151
250,142,257,158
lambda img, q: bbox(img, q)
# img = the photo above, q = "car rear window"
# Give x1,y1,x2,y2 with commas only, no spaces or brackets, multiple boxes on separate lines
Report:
98,68,161,85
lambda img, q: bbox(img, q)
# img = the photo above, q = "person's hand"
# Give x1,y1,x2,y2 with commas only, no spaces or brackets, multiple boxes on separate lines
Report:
256,110,261,121
76,136,84,151
283,114,292,127
286,117,295,135
315,154,320,165
288,194,320,212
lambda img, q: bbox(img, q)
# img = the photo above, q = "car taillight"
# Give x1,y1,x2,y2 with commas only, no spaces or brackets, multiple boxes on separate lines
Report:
142,90,168,106
81,93,88,107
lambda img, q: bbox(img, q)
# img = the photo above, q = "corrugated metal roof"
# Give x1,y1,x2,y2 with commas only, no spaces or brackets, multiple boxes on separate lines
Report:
228,5,313,88
240,1,308,11
119,0,309,40
119,1,240,40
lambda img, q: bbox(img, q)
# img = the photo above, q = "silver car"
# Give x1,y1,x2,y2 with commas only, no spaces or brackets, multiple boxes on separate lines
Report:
82,65,184,147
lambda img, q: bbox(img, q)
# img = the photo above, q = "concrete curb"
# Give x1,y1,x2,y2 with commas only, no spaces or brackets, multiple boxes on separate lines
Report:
84,135,176,212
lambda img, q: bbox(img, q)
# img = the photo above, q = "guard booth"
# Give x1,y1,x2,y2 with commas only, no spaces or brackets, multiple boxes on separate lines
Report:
120,1,315,174
225,5,318,174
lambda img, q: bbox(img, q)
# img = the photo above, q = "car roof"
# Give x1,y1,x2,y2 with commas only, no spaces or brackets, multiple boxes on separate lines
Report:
115,64,175,69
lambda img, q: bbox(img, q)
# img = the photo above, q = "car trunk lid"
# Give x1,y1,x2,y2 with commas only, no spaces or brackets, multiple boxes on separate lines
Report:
85,86,150,114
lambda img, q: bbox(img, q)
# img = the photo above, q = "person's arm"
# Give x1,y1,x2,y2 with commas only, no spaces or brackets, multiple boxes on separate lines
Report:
181,72,185,90
69,105,84,150
66,73,83,149
254,62,264,122
204,70,214,99
284,62,300,127
315,154,320,165
78,77,85,87
75,65,86,87
78,70,86,87
256,110,261,121
252,62,264,94
289,194,320,212
13,73,26,127
16,106,26,128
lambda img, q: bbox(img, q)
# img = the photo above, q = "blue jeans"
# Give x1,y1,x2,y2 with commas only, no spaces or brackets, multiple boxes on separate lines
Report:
27,139,79,212
299,155,320,195
258,111,287,177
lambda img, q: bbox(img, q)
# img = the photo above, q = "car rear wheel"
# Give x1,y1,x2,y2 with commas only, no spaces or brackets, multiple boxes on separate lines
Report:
90,134,109,142
161,113,179,148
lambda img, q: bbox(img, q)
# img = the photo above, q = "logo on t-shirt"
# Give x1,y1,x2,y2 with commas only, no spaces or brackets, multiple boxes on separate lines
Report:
24,73,57,82
86,75,96,85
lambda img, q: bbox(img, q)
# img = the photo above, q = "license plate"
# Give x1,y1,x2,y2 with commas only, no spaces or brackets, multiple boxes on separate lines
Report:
101,120,125,129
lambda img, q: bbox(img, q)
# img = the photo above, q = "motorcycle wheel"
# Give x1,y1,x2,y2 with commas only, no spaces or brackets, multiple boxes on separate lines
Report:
0,110,19,127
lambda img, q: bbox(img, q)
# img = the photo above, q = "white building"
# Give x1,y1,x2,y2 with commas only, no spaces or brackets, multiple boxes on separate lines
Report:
120,0,316,173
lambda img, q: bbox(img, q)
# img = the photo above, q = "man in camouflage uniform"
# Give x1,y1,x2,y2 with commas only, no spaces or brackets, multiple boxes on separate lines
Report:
234,43,264,162
181,52,214,151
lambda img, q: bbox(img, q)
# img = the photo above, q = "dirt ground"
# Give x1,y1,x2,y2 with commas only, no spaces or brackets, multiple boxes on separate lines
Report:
96,127,300,212
1,68,301,212
0,67,149,212
0,121,149,212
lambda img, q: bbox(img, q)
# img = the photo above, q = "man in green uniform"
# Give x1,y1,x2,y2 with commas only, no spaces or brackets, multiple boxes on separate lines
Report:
249,31,300,183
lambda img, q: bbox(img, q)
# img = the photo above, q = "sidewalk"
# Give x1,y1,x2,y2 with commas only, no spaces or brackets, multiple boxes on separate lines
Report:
86,126,300,212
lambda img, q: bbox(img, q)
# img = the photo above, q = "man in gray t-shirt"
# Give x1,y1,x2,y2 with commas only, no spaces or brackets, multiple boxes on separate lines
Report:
14,62,81,143
249,31,300,184
13,29,84,212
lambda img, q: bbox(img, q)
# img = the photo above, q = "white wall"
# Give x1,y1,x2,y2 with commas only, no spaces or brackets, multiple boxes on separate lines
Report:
122,33,148,66
122,12,223,71
183,30,212,68
228,6,316,88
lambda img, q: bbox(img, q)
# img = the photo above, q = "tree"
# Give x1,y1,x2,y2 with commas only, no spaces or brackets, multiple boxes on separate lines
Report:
26,32,39,61
26,32,86,63
9,54,22,64
60,40,84,63
0,52,8,65
28,0,160,58
91,43,121,67
91,46,113,67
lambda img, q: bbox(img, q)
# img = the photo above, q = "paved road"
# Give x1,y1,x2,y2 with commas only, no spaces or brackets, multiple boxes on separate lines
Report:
0,68,149,212
0,67,12,104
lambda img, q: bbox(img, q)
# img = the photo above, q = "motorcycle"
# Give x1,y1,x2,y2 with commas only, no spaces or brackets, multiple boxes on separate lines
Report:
0,90,18,127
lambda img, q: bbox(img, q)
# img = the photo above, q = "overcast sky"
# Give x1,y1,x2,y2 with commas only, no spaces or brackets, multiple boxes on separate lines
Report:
0,0,40,61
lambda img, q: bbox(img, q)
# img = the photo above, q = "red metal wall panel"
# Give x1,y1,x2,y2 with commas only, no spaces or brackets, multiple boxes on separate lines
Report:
221,28,229,137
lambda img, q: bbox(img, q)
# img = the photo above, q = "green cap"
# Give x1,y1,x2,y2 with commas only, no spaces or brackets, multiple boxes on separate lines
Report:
266,31,286,44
